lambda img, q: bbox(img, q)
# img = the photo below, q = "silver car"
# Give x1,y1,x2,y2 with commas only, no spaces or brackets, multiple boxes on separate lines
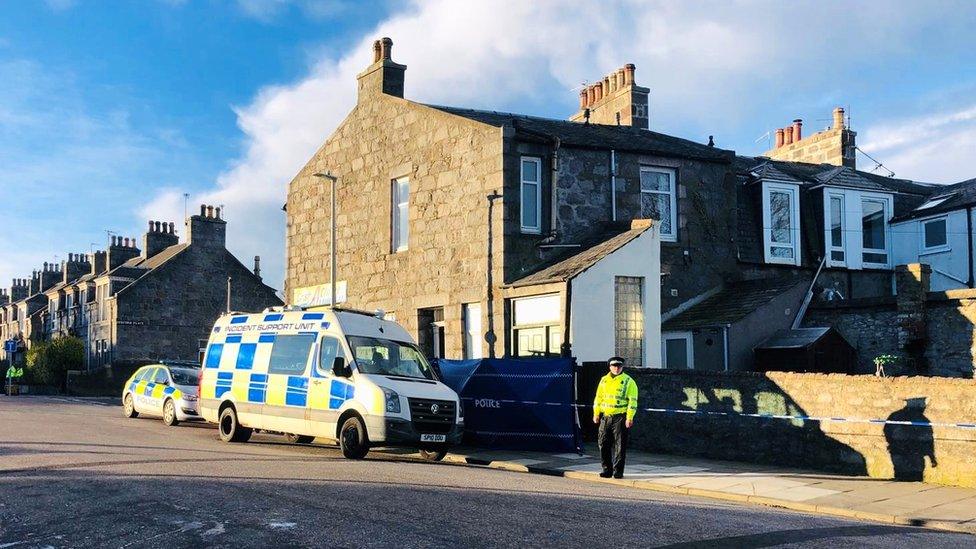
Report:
121,363,201,426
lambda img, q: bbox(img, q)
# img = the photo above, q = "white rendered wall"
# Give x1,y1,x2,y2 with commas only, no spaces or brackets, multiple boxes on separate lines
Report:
892,209,970,291
569,227,661,367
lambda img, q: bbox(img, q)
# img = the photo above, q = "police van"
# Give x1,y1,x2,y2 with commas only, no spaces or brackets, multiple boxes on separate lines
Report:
198,307,463,460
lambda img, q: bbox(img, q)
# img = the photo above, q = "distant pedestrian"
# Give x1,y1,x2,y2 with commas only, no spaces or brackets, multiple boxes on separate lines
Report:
593,356,638,479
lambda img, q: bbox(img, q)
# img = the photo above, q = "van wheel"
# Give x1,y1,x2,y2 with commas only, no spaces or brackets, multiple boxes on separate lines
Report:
339,416,369,459
219,406,252,443
123,394,138,418
285,433,314,444
163,399,180,427
419,446,448,462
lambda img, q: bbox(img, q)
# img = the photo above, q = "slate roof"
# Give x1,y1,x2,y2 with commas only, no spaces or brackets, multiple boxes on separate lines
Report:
737,156,935,197
508,223,654,288
893,177,976,222
424,105,733,163
756,327,832,350
105,244,189,281
662,277,806,330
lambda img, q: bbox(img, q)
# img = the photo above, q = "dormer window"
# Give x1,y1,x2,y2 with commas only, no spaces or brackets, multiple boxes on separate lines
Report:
823,188,893,269
761,181,801,265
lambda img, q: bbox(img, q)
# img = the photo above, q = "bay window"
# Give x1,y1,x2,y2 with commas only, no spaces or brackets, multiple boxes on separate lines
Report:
822,188,893,269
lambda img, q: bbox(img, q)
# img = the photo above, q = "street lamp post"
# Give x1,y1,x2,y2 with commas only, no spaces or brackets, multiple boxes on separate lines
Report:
313,172,339,307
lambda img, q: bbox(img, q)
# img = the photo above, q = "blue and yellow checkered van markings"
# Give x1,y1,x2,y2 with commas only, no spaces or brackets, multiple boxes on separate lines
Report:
225,335,243,343
230,316,248,324
258,333,276,343
301,312,324,320
235,343,257,370
285,376,309,407
248,372,268,402
263,313,284,322
215,371,234,398
205,344,224,368
328,379,355,410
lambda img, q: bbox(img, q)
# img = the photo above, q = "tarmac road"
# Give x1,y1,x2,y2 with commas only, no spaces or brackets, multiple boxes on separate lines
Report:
0,396,972,548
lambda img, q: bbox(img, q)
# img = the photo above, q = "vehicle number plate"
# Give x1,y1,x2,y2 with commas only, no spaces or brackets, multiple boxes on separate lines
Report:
420,434,446,442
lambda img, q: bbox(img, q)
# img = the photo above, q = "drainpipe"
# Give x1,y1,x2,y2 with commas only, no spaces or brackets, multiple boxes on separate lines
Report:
610,149,617,222
968,206,974,288
550,137,561,235
723,325,730,372
561,279,573,358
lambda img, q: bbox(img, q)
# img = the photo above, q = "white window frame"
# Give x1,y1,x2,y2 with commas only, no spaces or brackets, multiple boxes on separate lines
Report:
824,190,847,268
860,193,893,269
392,176,409,252
761,181,801,266
661,331,694,370
462,302,483,360
920,215,950,254
520,156,542,234
639,166,677,242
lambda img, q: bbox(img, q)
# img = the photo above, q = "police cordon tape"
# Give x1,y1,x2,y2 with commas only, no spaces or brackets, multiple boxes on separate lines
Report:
461,397,976,430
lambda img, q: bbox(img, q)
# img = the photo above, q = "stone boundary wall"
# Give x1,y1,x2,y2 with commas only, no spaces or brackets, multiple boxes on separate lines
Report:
624,369,976,487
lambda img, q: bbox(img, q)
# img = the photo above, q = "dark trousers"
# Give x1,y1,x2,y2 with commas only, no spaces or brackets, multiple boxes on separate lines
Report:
598,413,628,475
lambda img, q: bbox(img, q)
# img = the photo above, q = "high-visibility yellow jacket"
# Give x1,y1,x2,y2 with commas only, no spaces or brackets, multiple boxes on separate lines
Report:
593,372,638,421
6,366,23,380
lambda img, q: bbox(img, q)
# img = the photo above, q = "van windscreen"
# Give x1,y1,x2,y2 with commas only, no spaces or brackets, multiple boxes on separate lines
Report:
348,336,434,380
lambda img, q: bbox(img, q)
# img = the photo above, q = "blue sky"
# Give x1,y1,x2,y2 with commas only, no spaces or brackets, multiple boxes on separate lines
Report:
2,0,975,294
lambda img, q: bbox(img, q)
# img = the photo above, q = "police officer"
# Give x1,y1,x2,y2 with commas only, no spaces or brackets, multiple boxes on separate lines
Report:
593,356,638,478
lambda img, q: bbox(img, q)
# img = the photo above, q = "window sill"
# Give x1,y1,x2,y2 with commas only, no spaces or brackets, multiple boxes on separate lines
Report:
520,228,542,235
920,246,950,256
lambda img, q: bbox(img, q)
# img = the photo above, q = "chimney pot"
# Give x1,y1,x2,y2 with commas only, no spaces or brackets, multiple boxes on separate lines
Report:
602,76,610,97
123,237,129,247
833,107,845,130
207,205,214,218
200,204,206,216
215,207,221,219
609,72,618,92
372,39,382,63
169,222,175,234
624,64,636,85
593,83,603,102
586,85,595,106
784,126,794,145
148,220,154,232
578,89,588,109
380,37,393,60
792,119,803,141
775,128,785,148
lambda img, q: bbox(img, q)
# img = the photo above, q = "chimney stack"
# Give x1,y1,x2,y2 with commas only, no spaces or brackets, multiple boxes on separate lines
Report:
571,63,649,129
142,219,179,259
38,263,60,293
89,250,108,276
186,203,227,250
62,252,90,283
108,234,141,271
9,279,29,302
357,37,407,100
833,107,846,130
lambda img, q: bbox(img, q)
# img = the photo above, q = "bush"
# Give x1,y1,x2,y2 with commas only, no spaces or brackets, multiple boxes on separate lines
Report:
25,337,85,387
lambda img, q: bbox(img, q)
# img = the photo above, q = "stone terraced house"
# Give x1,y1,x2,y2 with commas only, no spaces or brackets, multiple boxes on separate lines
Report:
2,206,282,371
285,38,751,368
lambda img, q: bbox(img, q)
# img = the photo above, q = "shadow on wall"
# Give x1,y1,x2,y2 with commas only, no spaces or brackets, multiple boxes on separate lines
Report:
578,366,868,476
883,397,936,481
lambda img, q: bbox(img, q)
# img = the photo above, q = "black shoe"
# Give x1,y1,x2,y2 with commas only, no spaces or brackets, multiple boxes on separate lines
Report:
613,473,623,479
599,471,612,478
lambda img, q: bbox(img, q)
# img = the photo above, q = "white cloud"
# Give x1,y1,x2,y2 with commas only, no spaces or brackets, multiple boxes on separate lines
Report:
860,104,976,184
141,0,976,291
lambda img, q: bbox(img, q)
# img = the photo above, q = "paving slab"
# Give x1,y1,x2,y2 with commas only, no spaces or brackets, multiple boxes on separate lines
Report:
442,445,976,536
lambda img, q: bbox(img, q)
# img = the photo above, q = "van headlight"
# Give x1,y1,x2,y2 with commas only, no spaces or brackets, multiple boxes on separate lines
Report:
382,387,401,414
457,399,464,422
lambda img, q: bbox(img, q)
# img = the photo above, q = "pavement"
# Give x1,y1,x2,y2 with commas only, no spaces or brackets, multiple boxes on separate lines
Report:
1,396,974,548
442,446,976,536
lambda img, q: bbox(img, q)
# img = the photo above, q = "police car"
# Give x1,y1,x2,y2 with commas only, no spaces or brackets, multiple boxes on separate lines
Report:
198,307,463,460
122,362,201,426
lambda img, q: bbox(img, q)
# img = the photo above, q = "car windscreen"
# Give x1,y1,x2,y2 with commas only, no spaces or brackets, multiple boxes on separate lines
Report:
169,368,199,386
347,336,434,380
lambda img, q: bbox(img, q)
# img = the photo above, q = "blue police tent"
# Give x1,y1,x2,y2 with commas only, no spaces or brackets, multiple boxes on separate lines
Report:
436,358,580,452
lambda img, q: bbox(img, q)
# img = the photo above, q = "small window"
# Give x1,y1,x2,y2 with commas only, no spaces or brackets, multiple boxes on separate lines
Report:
317,336,340,375
268,334,316,375
392,177,409,252
640,167,677,241
520,157,542,233
922,217,948,251
614,276,645,367
828,194,845,265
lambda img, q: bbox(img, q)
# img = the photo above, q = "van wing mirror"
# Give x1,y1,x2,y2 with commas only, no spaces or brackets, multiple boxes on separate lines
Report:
332,357,352,378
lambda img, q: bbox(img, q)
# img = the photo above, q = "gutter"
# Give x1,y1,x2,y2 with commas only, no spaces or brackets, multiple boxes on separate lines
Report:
968,206,974,288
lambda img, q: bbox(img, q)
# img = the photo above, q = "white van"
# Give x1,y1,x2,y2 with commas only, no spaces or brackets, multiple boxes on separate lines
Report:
199,307,463,460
